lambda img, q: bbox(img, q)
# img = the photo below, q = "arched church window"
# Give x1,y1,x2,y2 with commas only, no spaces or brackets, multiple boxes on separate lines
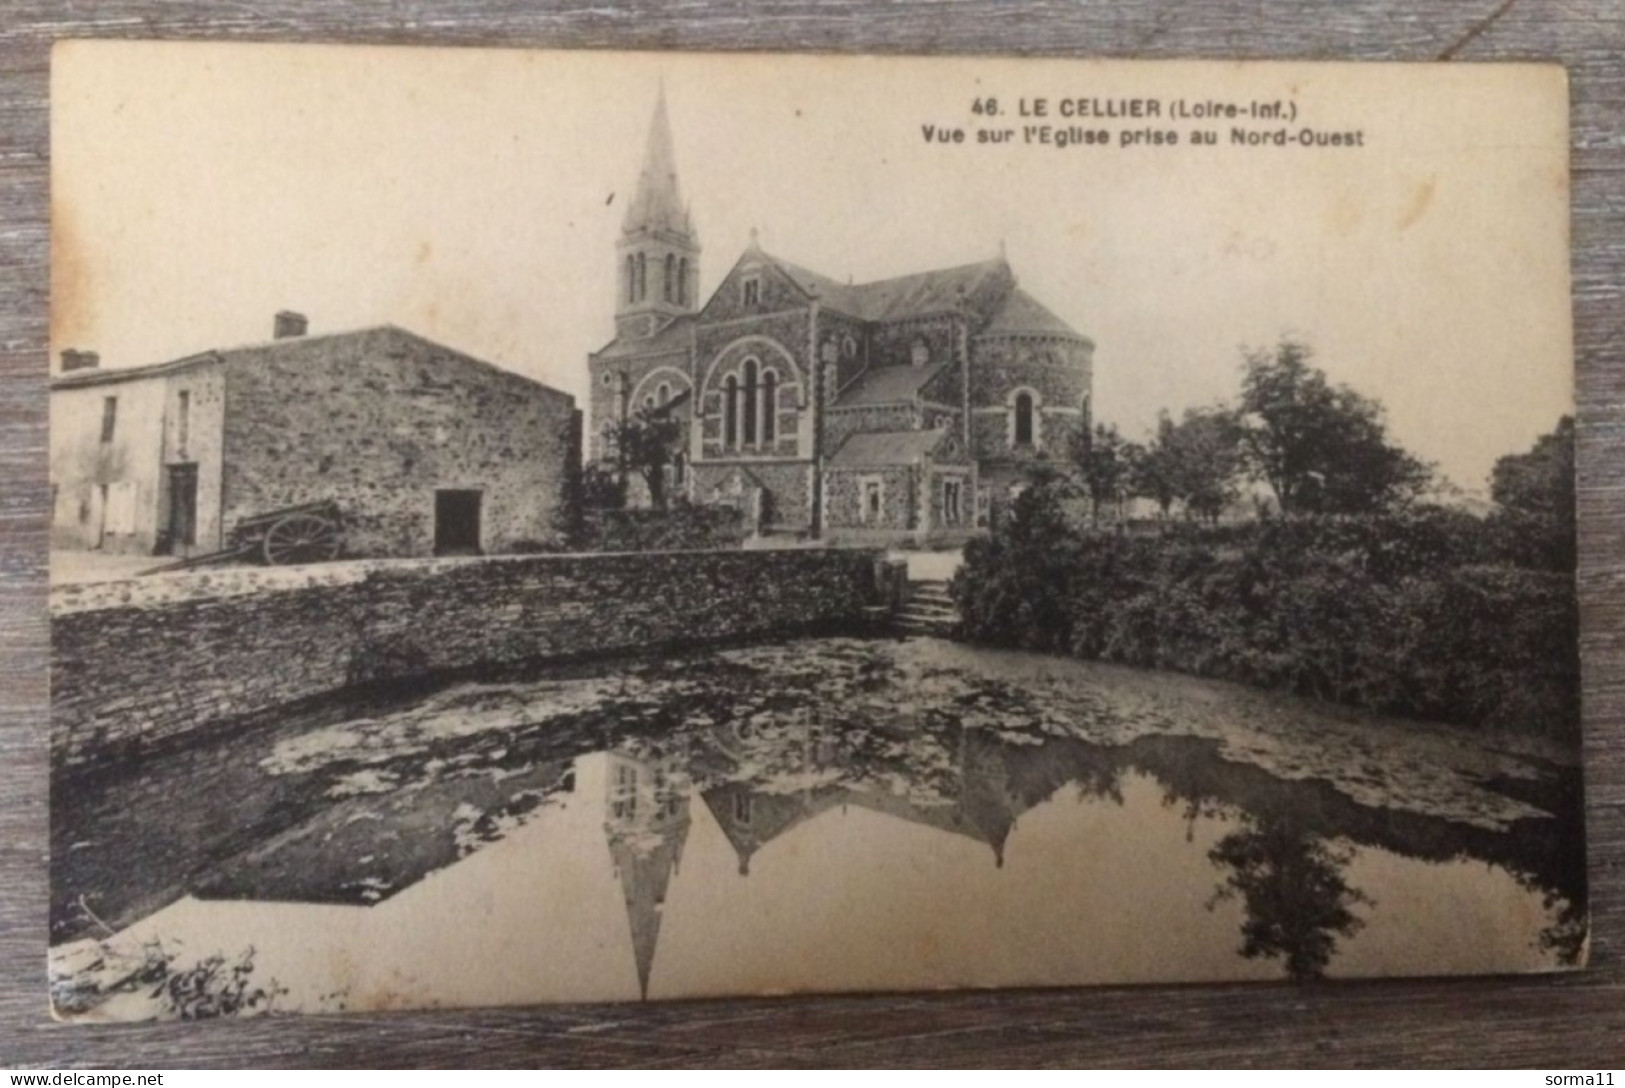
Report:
625,256,636,304
664,254,676,302
742,359,759,447
636,253,647,302
724,376,739,449
678,258,689,305
843,335,857,358
762,370,777,444
657,382,671,407
673,450,687,486
1014,391,1035,446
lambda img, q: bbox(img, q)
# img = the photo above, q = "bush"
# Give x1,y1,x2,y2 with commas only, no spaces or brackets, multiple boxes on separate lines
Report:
568,504,749,552
952,491,1580,739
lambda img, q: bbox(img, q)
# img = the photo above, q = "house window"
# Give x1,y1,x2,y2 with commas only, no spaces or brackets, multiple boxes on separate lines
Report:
742,359,759,447
860,476,884,524
762,370,777,444
176,390,190,453
742,277,760,306
724,375,739,449
943,478,963,526
911,339,930,367
1013,391,1036,447
100,396,117,443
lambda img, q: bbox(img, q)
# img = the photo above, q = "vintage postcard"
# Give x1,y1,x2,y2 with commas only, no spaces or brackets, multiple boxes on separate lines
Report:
47,42,1581,1019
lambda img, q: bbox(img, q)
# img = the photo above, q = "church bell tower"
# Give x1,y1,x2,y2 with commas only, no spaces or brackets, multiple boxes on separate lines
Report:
616,86,700,341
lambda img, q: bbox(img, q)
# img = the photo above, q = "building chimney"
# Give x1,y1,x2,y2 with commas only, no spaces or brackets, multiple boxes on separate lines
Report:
59,349,99,372
274,311,309,339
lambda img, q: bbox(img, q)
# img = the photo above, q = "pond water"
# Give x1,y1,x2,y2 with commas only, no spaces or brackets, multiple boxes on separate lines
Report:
50,636,1586,1017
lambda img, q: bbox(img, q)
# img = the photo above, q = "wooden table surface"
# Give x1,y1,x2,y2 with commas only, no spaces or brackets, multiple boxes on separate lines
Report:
2,1,1622,1068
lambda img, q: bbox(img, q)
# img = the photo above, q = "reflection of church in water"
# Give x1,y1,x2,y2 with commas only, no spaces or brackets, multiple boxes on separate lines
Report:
701,726,1024,875
596,726,1049,999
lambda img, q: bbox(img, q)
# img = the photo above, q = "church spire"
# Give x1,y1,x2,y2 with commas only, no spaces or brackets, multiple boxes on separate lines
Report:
615,85,700,341
623,83,691,237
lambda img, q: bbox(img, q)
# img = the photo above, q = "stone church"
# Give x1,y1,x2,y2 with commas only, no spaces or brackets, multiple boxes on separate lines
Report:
588,91,1095,542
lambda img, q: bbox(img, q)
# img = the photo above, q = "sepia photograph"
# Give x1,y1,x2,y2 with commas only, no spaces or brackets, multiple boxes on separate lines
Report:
45,42,1582,1020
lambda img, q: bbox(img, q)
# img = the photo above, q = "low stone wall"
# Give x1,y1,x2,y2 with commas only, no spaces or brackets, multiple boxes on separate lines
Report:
51,549,904,774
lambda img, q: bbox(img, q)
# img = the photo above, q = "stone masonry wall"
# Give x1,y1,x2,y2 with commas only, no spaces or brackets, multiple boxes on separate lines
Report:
221,327,578,557
823,465,916,531
51,549,900,775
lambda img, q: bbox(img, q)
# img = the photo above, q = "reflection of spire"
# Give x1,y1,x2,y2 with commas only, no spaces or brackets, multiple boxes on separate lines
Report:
603,750,691,1001
622,84,691,237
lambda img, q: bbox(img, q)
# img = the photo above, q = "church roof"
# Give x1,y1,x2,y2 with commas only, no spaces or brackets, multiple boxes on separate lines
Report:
760,251,1018,325
594,313,696,359
834,363,947,407
980,286,1088,340
765,254,871,317
622,86,692,237
828,428,950,467
848,258,1010,322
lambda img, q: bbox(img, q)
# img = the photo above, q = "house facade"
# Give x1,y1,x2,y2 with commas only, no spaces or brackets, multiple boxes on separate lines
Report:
588,92,1095,542
50,318,580,560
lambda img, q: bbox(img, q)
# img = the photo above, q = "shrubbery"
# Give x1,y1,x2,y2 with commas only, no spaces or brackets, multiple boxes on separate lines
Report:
952,484,1579,739
564,504,748,552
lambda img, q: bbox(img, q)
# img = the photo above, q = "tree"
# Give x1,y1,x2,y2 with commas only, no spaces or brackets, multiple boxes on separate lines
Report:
1134,407,1246,523
1491,416,1575,528
1068,423,1137,525
602,406,683,511
1238,339,1431,516
1489,415,1576,571
1174,407,1247,523
1132,414,1181,519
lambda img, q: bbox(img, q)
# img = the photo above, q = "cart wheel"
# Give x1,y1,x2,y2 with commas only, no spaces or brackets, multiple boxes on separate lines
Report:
261,513,343,566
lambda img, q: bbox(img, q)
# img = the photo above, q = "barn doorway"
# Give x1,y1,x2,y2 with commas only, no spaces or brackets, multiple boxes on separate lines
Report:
434,489,483,556
162,463,198,555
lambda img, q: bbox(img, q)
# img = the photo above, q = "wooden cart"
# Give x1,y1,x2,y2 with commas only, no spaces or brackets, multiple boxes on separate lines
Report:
140,499,345,574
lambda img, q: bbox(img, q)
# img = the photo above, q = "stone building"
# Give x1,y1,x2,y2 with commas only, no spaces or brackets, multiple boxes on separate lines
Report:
588,92,1095,542
49,317,579,560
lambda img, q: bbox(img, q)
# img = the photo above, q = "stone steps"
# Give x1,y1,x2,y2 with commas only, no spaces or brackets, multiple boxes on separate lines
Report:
894,579,958,637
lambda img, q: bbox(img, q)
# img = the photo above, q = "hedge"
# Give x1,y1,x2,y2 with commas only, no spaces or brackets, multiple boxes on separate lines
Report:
951,500,1579,739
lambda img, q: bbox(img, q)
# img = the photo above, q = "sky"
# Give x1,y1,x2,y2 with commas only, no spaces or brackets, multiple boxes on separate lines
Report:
52,43,1572,492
